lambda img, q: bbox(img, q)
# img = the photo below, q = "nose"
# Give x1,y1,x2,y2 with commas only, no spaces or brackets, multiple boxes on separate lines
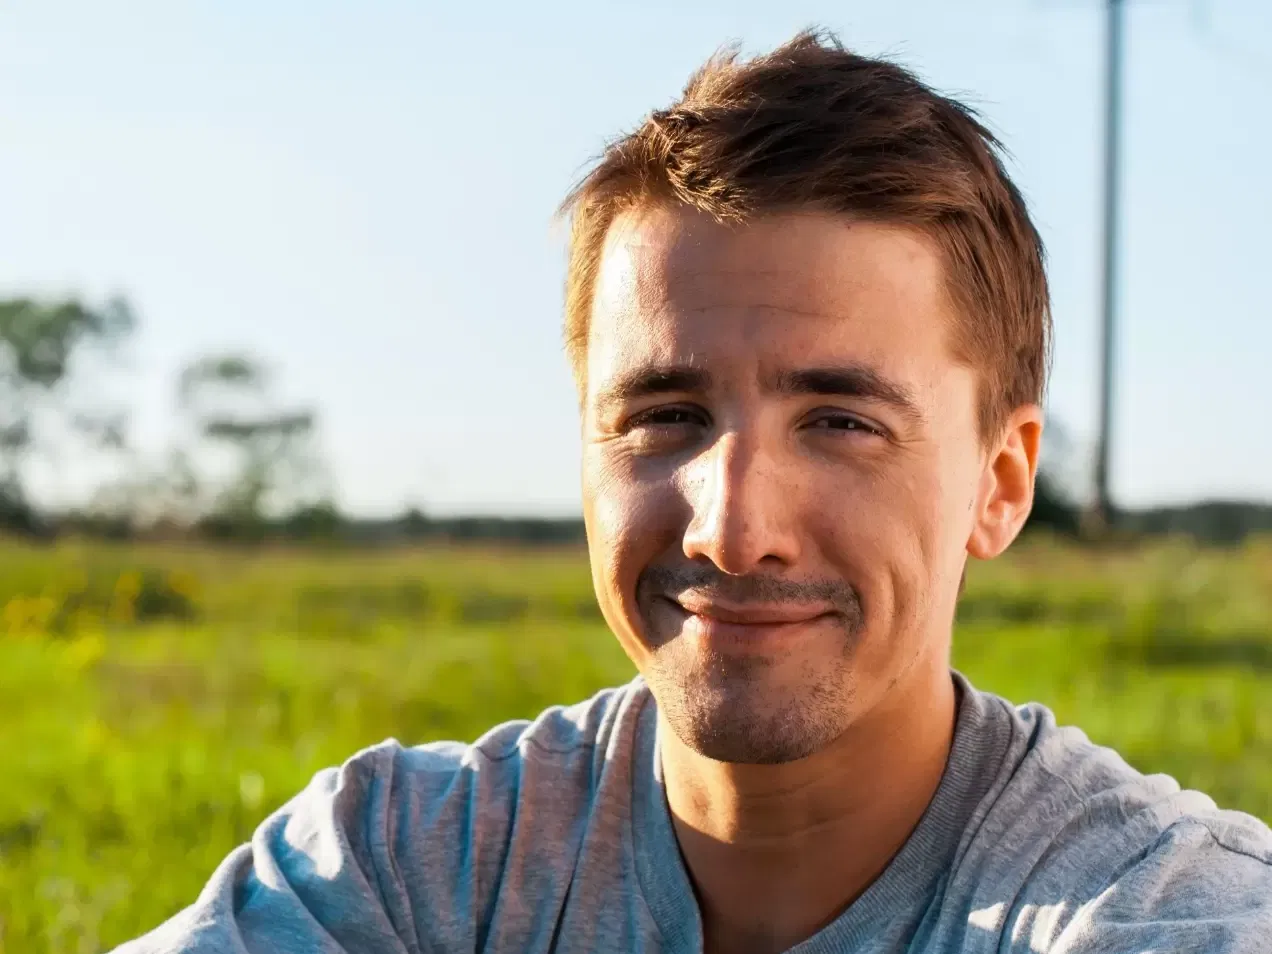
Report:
681,429,802,576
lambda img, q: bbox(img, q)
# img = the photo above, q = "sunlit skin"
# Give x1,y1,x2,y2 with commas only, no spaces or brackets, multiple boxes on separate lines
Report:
580,206,1041,954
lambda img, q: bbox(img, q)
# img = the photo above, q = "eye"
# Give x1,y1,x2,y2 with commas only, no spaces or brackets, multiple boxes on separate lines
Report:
620,405,710,453
805,411,885,437
627,405,708,430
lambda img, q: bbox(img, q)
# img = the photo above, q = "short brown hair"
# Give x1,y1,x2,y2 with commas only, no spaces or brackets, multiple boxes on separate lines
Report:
559,29,1051,441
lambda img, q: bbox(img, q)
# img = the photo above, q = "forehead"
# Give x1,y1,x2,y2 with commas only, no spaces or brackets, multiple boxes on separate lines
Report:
585,206,961,393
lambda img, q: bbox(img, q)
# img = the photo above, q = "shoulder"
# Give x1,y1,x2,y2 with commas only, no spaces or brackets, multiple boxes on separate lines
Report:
315,676,649,876
1035,813,1272,952
340,675,645,790
298,678,650,944
112,678,651,953
267,678,642,854
953,689,1272,952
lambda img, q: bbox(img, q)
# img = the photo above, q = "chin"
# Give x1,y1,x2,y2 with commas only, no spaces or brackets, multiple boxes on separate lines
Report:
645,645,856,765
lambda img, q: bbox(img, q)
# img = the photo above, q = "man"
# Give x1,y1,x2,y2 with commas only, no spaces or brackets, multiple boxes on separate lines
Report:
118,31,1271,954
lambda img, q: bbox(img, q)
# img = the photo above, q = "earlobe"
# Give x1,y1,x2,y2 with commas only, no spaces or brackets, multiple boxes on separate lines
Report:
966,499,1004,561
966,406,1044,562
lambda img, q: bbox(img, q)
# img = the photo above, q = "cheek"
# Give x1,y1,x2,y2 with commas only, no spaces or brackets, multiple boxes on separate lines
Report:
882,452,980,629
582,449,686,655
814,460,957,638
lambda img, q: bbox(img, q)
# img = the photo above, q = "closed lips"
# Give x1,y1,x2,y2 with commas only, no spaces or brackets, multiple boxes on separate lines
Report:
669,597,833,626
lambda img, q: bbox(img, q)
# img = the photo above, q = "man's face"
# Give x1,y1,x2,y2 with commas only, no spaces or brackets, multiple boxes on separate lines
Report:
581,206,1022,765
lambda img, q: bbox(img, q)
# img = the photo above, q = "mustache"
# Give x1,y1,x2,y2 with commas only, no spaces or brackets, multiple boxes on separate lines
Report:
638,564,863,617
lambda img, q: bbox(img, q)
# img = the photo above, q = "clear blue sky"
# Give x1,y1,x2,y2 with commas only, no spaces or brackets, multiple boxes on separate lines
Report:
3,0,1270,516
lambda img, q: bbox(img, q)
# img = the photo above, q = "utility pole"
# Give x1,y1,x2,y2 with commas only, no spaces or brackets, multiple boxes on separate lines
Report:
1093,0,1126,531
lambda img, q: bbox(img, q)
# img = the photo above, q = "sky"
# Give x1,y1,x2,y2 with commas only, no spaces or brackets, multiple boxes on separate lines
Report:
2,0,1270,517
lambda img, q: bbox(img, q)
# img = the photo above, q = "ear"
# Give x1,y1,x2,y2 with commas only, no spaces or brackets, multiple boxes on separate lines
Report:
967,405,1044,561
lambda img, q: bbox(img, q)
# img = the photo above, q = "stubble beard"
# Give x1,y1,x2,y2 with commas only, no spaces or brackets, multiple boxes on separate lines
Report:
635,565,866,764
645,637,857,764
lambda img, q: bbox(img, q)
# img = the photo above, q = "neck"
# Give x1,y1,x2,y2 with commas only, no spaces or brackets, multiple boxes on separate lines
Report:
659,656,958,954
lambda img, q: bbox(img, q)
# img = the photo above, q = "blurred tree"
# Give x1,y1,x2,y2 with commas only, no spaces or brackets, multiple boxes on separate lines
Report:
0,296,135,533
282,500,343,542
77,446,201,537
399,506,432,538
177,352,330,537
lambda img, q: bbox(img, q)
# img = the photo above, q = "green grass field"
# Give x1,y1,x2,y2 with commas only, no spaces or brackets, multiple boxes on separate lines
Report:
3,534,1271,953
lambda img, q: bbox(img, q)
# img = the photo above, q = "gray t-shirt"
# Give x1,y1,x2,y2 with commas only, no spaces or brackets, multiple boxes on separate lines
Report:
116,671,1272,953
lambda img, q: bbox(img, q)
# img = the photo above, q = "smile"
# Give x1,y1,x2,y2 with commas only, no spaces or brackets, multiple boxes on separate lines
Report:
663,595,836,650
671,594,832,626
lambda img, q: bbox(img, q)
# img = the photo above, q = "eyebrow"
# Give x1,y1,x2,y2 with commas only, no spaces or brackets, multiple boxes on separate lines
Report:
770,365,926,426
594,361,924,426
594,365,712,413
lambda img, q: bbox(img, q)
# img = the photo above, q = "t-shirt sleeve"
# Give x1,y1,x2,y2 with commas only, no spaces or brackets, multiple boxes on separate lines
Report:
110,739,470,954
1048,816,1272,954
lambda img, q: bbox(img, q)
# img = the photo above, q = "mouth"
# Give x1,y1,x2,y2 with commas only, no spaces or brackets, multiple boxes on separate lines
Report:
670,594,833,626
660,594,836,651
